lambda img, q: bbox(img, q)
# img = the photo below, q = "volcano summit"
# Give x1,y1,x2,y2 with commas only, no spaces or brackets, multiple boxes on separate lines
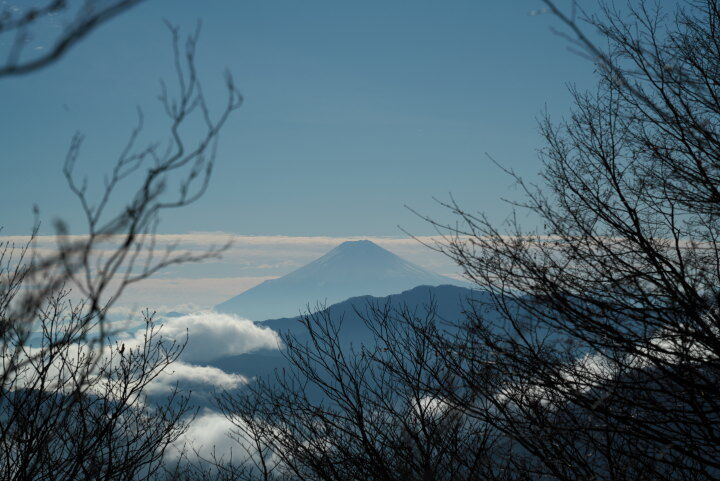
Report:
215,240,461,320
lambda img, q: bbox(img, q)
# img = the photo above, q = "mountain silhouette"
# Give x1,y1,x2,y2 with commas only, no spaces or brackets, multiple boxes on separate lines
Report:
215,240,464,320
209,284,485,381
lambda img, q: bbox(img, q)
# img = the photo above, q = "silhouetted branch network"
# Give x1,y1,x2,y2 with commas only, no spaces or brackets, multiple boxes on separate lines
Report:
205,2,720,481
0,0,146,77
0,20,242,480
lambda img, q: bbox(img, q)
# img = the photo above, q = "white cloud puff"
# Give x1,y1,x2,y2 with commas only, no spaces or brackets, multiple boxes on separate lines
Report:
145,362,247,396
8,311,278,400
125,311,282,363
170,409,238,461
171,409,283,470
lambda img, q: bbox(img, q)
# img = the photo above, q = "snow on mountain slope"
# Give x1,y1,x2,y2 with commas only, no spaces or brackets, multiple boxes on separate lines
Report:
215,240,464,320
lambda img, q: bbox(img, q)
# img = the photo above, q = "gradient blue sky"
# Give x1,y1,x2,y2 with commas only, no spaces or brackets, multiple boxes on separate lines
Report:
1,0,598,237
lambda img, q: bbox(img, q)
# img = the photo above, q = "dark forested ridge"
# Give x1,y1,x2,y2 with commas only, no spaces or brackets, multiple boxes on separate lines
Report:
208,284,481,379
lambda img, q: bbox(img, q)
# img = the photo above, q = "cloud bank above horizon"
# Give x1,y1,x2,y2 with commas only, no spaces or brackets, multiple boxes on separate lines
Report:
2,233,465,310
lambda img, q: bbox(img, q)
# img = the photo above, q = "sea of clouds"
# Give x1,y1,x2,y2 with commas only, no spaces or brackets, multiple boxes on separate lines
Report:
2,233,464,309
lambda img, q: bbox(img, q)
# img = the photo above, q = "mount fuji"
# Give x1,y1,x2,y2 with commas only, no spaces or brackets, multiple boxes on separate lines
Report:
215,240,464,320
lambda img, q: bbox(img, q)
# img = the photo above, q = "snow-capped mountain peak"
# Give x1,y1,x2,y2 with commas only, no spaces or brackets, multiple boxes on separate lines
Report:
215,240,462,321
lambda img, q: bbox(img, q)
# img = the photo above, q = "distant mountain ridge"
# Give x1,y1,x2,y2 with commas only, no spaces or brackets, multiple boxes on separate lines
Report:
215,240,465,321
209,284,484,380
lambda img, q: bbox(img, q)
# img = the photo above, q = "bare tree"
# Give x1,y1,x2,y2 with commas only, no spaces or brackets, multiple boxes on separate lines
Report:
0,306,191,481
0,20,242,479
405,1,720,480
210,302,516,481
0,0,146,77
208,1,720,480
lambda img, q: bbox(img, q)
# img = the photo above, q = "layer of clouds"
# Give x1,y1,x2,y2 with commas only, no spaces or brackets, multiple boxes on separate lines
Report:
7,311,277,406
171,409,284,472
1,344,240,406
122,311,282,363
0,233,466,309
118,277,279,312
144,362,247,396
169,410,240,462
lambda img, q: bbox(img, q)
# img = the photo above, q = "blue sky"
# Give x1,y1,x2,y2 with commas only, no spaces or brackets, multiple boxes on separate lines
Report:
1,0,597,237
